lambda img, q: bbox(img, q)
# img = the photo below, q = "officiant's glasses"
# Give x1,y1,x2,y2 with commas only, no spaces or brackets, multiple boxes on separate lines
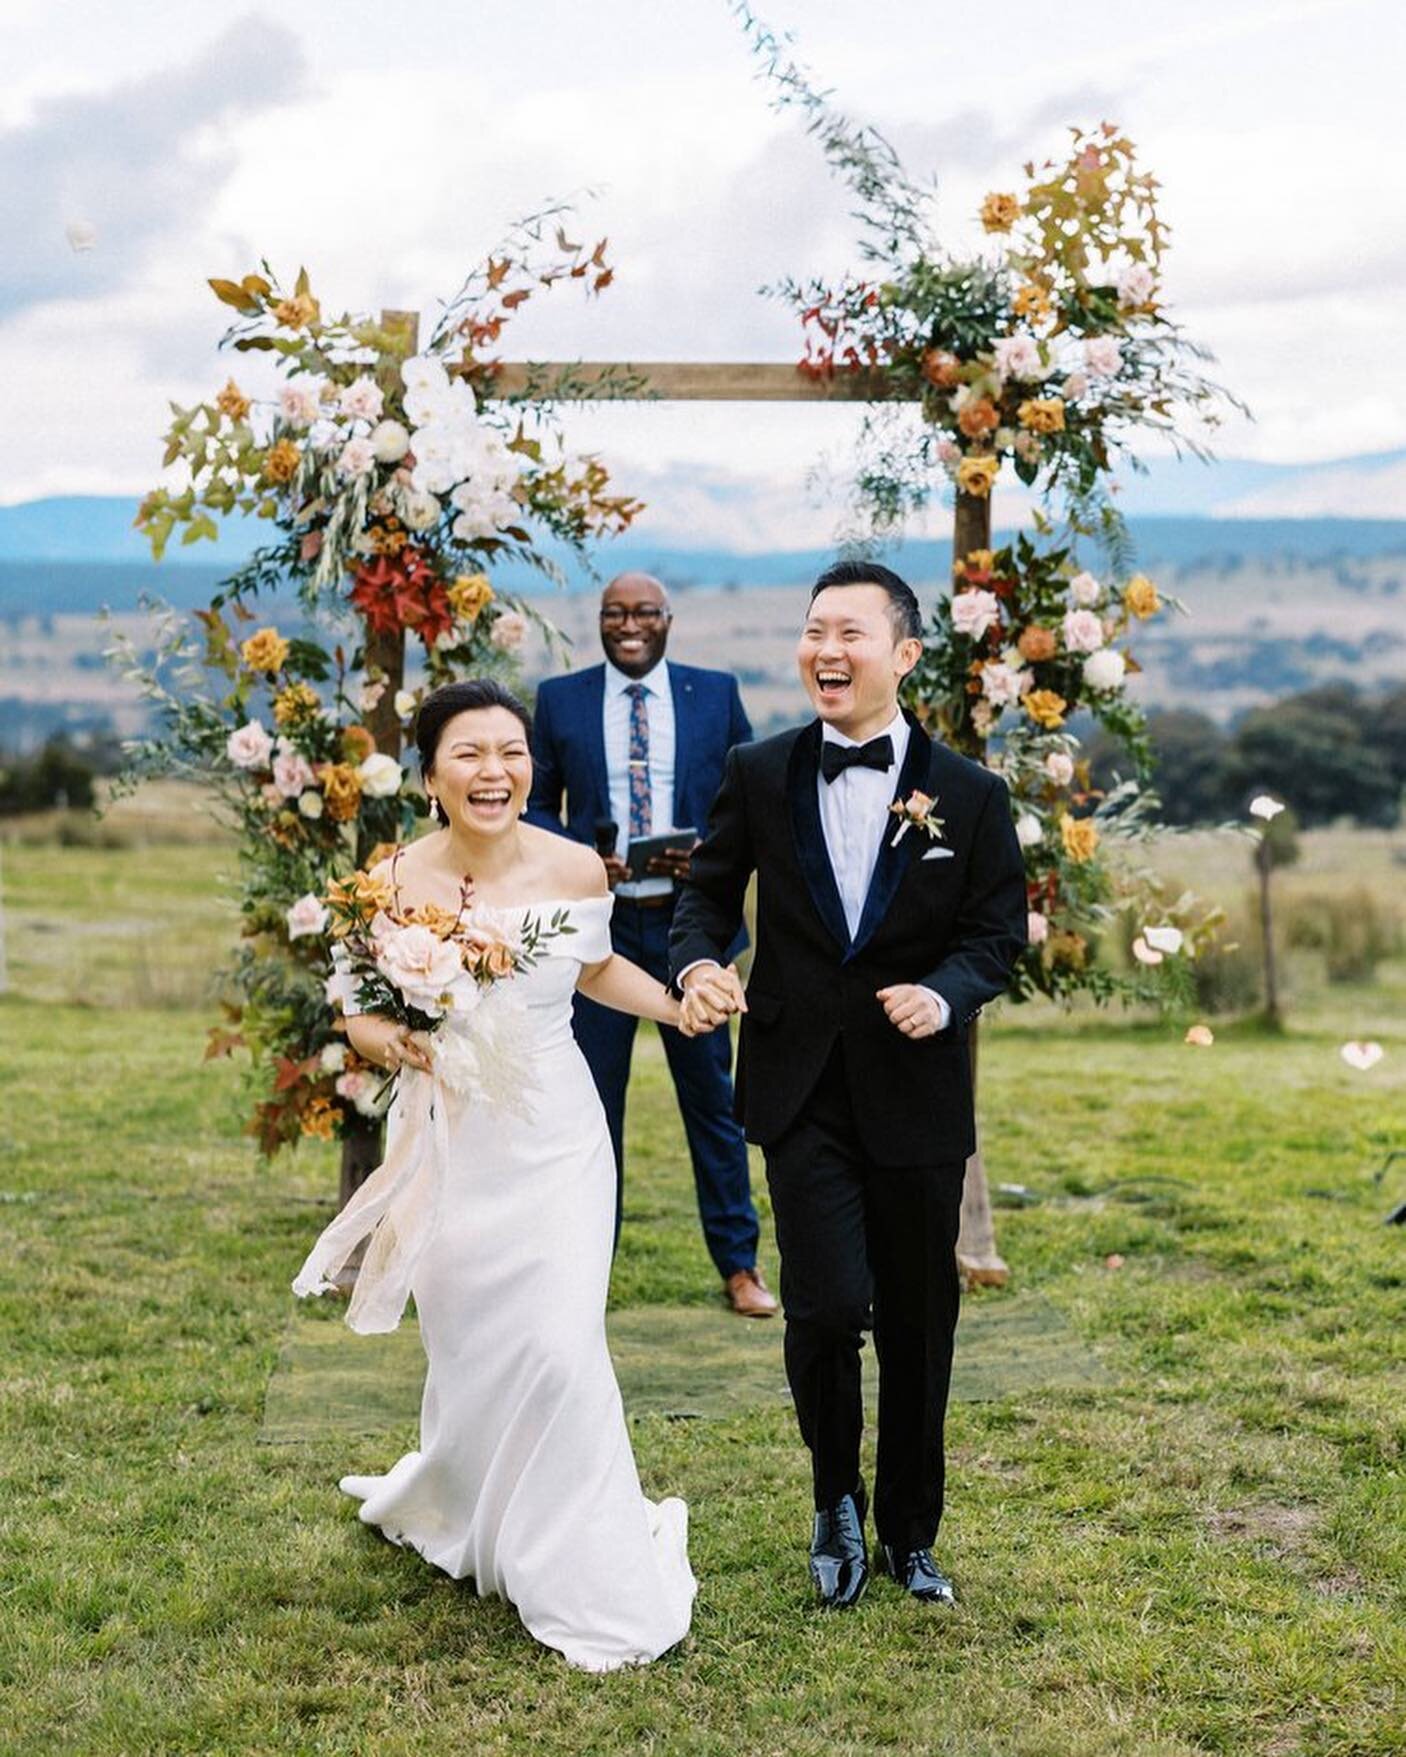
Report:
599,605,670,627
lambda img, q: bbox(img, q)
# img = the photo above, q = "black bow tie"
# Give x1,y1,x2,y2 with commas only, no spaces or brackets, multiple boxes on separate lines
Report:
821,734,895,783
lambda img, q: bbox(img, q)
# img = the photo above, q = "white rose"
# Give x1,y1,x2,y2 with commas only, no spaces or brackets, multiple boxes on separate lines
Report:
286,893,329,940
1044,751,1075,787
950,588,1001,641
370,418,410,463
319,1042,347,1073
1069,572,1102,607
358,752,404,798
1027,910,1049,945
337,436,377,478
402,354,449,398
339,377,385,423
489,610,529,653
400,489,441,532
278,384,322,428
298,790,324,819
358,679,387,714
1062,608,1106,654
1083,336,1122,378
375,923,463,1013
1083,649,1127,692
1062,371,1089,401
394,690,417,720
1015,812,1044,848
992,334,1042,380
994,426,1016,450
226,720,273,770
1118,263,1155,307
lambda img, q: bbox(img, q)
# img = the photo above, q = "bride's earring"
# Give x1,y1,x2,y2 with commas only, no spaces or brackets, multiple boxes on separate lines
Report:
429,795,444,824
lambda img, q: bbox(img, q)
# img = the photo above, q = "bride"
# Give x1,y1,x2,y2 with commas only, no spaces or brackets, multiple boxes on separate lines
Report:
293,677,699,1672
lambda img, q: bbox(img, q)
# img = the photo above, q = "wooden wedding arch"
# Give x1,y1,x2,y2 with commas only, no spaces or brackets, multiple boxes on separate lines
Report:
348,316,1010,1286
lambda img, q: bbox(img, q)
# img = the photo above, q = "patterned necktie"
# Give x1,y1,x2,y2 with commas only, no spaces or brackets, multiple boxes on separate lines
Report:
626,683,652,838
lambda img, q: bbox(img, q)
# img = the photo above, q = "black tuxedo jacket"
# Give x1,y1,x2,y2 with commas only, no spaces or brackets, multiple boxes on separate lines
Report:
668,711,1027,1165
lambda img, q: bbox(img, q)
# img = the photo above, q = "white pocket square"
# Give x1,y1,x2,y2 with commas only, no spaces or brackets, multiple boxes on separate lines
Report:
922,846,955,861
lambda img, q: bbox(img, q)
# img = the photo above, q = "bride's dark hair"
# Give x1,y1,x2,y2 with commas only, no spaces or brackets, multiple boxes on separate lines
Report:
414,678,534,778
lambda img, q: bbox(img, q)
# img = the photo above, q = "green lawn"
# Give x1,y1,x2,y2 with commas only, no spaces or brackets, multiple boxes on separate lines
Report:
2,832,1405,1756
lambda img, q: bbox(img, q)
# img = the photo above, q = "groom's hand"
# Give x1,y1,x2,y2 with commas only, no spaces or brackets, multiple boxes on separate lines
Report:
876,984,946,1040
680,961,747,1031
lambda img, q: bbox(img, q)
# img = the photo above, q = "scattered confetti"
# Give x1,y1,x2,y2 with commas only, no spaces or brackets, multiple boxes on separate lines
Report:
1249,795,1285,821
1340,1041,1384,1072
1104,1253,1125,1270
1185,1024,1215,1047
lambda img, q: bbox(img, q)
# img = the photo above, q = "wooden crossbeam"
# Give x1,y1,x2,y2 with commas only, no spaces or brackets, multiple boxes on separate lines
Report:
483,361,908,402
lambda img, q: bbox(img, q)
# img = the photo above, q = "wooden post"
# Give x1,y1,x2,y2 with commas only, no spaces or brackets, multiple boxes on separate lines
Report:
949,487,1010,1288
337,309,419,1224
1256,836,1281,1029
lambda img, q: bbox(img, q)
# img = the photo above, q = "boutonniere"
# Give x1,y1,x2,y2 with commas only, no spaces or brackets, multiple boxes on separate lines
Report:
889,789,946,847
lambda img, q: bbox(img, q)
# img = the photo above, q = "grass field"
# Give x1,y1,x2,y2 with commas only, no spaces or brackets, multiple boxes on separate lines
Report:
2,819,1404,1756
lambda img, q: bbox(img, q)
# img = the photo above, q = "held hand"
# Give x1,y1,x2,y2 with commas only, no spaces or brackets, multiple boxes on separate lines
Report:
360,1016,435,1074
876,984,945,1041
601,854,630,890
681,962,747,1030
646,839,699,882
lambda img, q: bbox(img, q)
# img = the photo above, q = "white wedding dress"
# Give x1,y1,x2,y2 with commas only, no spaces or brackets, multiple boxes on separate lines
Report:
293,893,695,1672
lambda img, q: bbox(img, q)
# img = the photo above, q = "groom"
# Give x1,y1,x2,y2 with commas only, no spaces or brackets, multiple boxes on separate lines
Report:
671,559,1025,1609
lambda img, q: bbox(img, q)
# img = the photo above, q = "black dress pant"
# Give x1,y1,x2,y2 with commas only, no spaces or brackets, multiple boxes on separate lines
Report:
763,1037,965,1552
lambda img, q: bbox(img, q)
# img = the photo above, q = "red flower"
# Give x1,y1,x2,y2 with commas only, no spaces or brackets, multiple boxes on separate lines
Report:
349,548,454,648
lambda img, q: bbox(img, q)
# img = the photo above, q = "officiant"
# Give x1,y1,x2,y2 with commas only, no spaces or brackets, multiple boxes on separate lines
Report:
526,572,776,1318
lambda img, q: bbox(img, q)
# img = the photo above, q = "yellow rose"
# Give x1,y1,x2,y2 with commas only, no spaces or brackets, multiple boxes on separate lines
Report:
955,455,1000,498
1060,812,1100,863
448,573,495,623
1024,688,1067,729
215,378,251,422
1046,929,1088,972
1017,398,1066,435
980,192,1021,233
1122,574,1161,619
272,682,320,728
263,438,301,485
273,293,320,331
300,1096,340,1140
1013,282,1054,326
318,763,363,822
241,627,290,674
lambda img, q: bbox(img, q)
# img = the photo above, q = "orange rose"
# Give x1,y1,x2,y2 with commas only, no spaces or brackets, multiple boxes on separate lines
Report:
405,901,461,938
1024,688,1067,728
319,763,363,822
957,397,1000,440
1017,398,1066,435
240,627,290,673
920,348,962,390
1013,282,1054,326
326,869,395,931
263,438,302,486
1017,625,1057,663
1059,812,1099,862
955,455,1000,498
1122,574,1161,618
980,192,1021,233
215,378,251,422
448,572,495,622
340,725,375,765
273,292,320,331
300,1096,340,1140
466,937,517,981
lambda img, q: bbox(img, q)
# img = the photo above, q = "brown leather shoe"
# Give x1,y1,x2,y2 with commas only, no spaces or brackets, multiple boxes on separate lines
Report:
724,1266,778,1318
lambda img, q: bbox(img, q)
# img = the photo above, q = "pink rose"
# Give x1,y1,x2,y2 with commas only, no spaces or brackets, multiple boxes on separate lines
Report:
1027,910,1049,945
374,923,463,1011
489,610,529,653
1062,371,1089,400
1062,608,1105,654
1118,263,1155,307
286,892,329,940
339,377,384,423
935,437,961,465
1083,336,1122,378
1069,571,1102,607
1044,751,1075,787
279,384,322,428
337,436,376,479
993,334,1042,380
980,661,1029,708
951,588,1001,641
335,1070,371,1101
273,741,315,799
227,720,273,770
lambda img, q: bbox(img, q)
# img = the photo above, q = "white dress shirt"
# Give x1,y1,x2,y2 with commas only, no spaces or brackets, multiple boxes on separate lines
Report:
683,706,949,1031
819,708,950,1031
604,657,676,900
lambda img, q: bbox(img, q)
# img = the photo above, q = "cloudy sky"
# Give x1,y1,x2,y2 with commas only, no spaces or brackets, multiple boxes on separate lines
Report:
3,0,1403,547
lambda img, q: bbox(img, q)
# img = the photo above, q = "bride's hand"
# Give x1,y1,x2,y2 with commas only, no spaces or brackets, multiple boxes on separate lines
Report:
352,1015,435,1074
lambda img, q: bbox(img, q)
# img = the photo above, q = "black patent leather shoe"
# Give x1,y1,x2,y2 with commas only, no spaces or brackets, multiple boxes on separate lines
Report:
810,1488,869,1609
877,1544,957,1606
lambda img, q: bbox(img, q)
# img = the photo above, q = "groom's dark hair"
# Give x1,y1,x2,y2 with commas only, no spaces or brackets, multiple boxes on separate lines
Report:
810,559,922,642
415,678,533,777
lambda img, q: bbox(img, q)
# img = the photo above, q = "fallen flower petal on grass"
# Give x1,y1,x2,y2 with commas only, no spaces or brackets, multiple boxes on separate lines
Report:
1249,795,1285,821
1104,1254,1125,1270
1340,1041,1384,1071
1185,1025,1215,1047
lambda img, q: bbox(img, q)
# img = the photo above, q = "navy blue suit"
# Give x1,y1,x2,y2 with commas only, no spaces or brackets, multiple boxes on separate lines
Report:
526,660,760,1277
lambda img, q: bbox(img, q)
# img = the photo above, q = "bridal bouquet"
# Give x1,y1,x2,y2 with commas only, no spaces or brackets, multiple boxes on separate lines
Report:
323,867,575,1110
